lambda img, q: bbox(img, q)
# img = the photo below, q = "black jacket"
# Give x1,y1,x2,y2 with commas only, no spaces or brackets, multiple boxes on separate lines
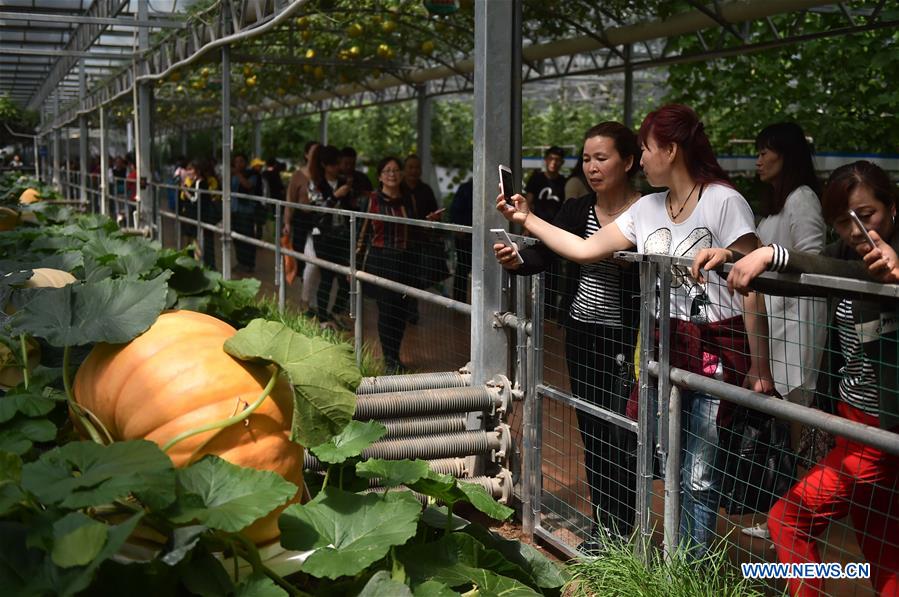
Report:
509,193,641,330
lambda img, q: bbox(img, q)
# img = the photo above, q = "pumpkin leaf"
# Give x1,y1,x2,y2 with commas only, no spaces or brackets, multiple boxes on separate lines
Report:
408,471,512,522
10,272,170,346
355,458,430,487
311,420,387,465
20,440,176,510
412,580,458,597
168,455,297,533
420,505,470,532
0,269,32,307
0,389,57,423
0,417,57,455
358,570,413,597
51,512,108,568
0,252,83,277
160,525,207,566
457,483,513,521
461,525,567,589
398,533,539,596
0,451,22,484
279,487,421,579
223,319,359,447
234,572,289,597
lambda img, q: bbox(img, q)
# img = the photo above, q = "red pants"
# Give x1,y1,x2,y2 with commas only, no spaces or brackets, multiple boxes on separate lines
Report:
768,402,899,596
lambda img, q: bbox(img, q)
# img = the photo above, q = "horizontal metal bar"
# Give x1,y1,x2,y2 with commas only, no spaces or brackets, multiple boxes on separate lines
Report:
0,11,185,28
495,311,532,336
647,361,899,457
537,383,638,433
0,47,134,60
533,524,579,559
614,250,899,300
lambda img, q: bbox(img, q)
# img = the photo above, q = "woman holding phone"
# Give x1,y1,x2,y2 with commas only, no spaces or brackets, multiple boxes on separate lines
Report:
691,160,899,596
497,104,773,557
495,122,642,551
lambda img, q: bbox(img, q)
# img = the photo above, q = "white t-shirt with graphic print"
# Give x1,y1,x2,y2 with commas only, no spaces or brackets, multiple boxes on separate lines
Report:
614,183,756,323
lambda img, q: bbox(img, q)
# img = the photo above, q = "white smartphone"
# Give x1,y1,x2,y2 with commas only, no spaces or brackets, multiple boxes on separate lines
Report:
490,228,524,265
498,165,515,206
847,210,877,250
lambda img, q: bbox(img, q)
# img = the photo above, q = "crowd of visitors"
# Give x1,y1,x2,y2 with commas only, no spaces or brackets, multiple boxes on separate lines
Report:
494,103,899,596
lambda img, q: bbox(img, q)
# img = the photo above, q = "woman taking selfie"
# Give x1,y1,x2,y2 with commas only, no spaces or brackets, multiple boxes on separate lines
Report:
692,160,899,596
495,122,641,550
497,104,773,557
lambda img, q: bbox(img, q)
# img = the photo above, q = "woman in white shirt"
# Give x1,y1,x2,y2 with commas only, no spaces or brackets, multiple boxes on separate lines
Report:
743,122,828,539
496,104,773,557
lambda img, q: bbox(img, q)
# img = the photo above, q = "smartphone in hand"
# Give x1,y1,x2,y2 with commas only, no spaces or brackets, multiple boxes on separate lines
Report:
490,228,524,265
498,165,515,206
848,210,877,250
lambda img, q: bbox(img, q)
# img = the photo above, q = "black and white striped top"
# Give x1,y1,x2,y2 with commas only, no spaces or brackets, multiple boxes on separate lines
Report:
568,207,623,326
836,299,880,417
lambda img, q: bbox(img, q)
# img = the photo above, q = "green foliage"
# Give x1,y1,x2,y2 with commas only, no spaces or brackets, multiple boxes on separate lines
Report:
168,456,298,533
310,420,387,465
224,319,360,447
666,16,899,154
565,530,765,597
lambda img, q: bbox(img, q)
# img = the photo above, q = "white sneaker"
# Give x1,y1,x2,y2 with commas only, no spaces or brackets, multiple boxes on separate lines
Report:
741,523,771,539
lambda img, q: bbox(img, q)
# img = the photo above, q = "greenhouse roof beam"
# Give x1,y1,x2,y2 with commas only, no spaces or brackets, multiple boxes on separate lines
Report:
27,0,131,111
0,47,134,60
0,11,184,28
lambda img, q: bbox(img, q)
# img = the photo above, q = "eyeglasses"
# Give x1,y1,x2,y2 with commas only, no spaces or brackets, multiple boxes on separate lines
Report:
381,168,401,174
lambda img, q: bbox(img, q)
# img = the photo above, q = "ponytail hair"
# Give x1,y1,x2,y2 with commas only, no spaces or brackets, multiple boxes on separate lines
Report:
638,104,732,188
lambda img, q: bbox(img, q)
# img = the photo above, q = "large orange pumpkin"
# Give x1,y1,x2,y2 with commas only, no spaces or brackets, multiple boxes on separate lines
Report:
73,310,303,544
19,188,40,205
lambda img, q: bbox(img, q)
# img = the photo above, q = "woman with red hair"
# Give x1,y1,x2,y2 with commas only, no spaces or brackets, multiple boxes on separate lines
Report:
496,104,774,556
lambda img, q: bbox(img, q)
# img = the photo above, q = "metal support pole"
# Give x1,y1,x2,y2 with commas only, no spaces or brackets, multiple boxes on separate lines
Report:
518,274,533,537
79,60,89,207
252,119,263,158
664,385,682,562
32,135,39,180
623,44,634,130
99,106,108,216
52,95,60,189
318,110,328,145
416,86,438,192
529,272,545,535
511,0,523,188
136,0,153,229
275,204,285,312
471,0,516,387
350,213,362,368
221,42,233,280
635,261,659,561
64,127,71,198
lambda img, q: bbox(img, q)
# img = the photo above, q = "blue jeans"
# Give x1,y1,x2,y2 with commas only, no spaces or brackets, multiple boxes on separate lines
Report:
678,391,721,558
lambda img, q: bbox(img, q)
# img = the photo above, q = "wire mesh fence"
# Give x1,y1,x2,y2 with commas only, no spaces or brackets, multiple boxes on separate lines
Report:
516,251,899,597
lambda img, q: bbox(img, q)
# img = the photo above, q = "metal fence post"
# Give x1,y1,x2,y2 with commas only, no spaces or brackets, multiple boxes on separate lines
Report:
518,274,533,537
664,384,682,561
636,260,659,560
275,204,285,312
530,272,545,535
220,39,232,280
349,213,363,367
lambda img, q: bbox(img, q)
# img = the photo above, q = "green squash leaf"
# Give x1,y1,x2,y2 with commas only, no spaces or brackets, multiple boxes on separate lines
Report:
355,458,431,487
398,534,539,596
0,417,57,454
279,487,421,579
51,512,108,568
10,272,170,346
0,390,57,423
168,456,297,533
0,451,22,484
311,420,386,465
461,525,567,589
358,570,413,597
21,440,176,510
234,572,289,597
457,483,513,521
160,525,207,566
224,319,359,447
412,580,458,597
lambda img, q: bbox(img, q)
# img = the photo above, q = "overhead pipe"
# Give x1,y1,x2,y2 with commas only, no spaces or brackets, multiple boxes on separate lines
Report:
356,370,472,395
